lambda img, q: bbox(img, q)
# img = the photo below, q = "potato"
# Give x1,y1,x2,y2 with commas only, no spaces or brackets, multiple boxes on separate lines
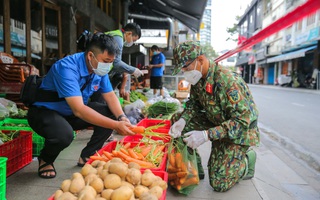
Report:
126,168,141,185
97,161,107,168
84,173,98,184
104,174,122,189
56,192,77,200
111,186,133,200
149,186,163,199
110,157,123,163
128,162,141,170
99,169,109,180
91,160,101,168
139,192,158,200
53,189,63,200
72,172,83,179
79,185,97,198
96,198,106,200
134,185,149,198
60,179,71,192
103,161,112,170
69,176,85,194
149,180,167,191
90,177,104,193
141,171,156,187
108,163,128,178
81,164,98,176
121,181,134,191
101,189,114,200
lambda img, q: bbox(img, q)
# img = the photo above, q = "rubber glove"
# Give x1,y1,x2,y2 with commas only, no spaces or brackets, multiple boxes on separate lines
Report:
169,118,186,138
133,68,144,77
183,130,209,149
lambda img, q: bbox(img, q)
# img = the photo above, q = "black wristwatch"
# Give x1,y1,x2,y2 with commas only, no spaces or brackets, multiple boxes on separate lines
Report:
117,114,127,121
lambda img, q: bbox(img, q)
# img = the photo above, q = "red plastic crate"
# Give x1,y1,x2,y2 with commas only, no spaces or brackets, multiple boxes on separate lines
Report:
47,170,168,200
0,130,32,176
88,141,168,171
137,119,171,132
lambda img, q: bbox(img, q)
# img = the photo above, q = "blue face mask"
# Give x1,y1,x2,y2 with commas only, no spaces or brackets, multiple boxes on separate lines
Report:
153,51,158,55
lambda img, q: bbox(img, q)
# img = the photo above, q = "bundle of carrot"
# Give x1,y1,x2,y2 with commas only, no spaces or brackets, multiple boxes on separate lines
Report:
89,140,167,169
129,122,171,142
166,139,199,193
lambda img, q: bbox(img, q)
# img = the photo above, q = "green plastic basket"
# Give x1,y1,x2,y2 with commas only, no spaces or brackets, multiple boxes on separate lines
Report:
0,157,8,200
0,118,76,157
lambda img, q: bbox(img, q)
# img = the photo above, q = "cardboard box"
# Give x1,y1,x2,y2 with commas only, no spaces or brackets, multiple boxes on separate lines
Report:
175,91,189,102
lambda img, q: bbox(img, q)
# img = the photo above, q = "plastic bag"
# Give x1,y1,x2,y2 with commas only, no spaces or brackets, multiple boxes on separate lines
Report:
124,99,145,114
0,98,18,117
0,103,9,120
167,138,199,195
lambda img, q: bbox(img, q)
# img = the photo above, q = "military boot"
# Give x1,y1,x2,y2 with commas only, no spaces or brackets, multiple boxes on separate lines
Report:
243,149,256,180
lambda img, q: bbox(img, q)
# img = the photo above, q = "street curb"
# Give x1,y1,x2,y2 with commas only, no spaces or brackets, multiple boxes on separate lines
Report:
248,84,320,95
258,123,320,173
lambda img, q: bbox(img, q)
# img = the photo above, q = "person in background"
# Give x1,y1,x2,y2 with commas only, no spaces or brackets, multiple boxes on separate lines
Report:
27,33,135,179
169,41,260,192
148,45,166,97
90,23,144,102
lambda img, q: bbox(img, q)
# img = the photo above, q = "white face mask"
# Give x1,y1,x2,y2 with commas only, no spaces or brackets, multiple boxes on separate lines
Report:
90,54,113,76
124,33,134,47
183,61,203,85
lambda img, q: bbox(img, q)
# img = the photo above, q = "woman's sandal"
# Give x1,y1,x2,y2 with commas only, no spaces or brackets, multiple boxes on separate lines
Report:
38,158,56,179
77,156,89,167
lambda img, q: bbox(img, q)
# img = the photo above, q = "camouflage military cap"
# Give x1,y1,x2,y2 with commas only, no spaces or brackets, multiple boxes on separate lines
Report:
172,41,202,75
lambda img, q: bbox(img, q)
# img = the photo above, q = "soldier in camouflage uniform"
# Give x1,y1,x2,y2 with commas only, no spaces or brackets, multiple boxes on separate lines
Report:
169,41,260,192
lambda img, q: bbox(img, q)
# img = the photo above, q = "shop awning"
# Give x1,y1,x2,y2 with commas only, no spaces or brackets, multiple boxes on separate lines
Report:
128,0,207,32
267,45,317,63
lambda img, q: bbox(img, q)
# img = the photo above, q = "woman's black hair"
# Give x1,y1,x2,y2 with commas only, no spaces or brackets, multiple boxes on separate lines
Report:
85,32,119,56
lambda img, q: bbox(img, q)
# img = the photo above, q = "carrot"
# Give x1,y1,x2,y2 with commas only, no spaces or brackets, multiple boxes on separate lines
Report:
167,165,180,173
90,155,107,161
128,148,139,160
120,148,129,155
179,176,187,184
168,173,177,180
169,153,176,168
135,152,145,160
180,162,187,172
175,152,182,169
117,151,154,168
103,151,114,160
181,176,199,187
176,172,188,178
153,145,165,156
129,126,145,134
123,142,131,149
140,146,152,157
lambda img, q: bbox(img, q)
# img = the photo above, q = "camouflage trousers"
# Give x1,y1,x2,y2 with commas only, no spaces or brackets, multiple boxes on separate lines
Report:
171,111,248,192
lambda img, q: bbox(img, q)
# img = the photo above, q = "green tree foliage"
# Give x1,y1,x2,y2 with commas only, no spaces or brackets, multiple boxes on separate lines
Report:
226,15,241,42
201,43,218,59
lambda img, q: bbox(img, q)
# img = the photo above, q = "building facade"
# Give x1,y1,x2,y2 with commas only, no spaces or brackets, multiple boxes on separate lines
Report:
237,0,320,89
199,0,212,45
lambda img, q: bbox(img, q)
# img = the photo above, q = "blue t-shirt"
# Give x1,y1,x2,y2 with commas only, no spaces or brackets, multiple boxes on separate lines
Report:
33,52,113,116
151,52,165,77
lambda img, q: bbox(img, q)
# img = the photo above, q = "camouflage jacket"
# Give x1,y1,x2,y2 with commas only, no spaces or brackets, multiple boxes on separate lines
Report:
180,61,260,146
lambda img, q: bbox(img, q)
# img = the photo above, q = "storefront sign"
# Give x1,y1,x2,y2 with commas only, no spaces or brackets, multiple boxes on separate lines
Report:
295,26,320,45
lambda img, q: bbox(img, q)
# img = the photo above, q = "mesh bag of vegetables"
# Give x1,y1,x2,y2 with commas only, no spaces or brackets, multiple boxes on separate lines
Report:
167,137,199,195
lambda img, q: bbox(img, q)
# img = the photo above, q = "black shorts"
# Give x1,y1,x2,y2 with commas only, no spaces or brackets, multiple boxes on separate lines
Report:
150,76,163,89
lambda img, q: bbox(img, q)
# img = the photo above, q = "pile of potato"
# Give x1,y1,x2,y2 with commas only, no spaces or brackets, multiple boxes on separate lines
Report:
53,158,168,200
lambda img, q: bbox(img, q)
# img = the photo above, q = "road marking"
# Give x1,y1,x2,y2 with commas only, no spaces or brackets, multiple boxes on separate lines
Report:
291,103,305,107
